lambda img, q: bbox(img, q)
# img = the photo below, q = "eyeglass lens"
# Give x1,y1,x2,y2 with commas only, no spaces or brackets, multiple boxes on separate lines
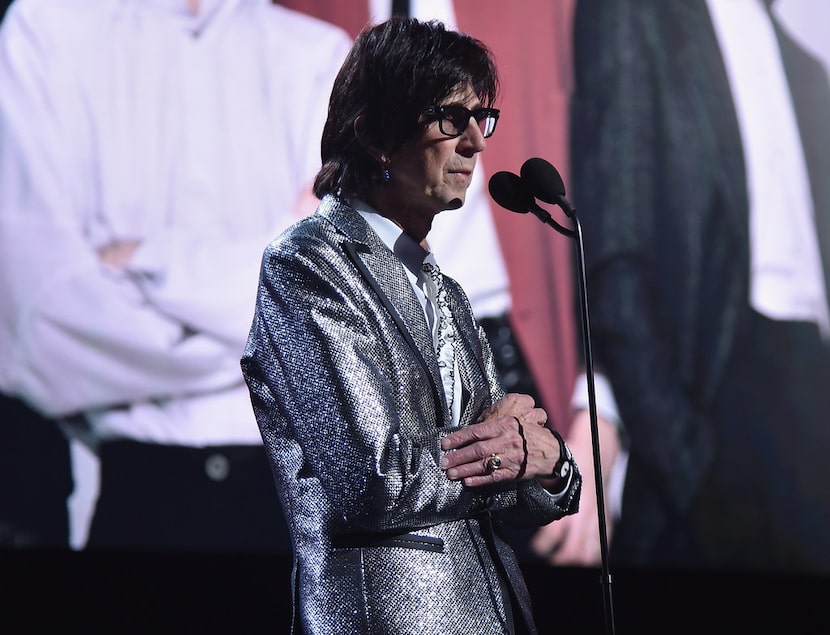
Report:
438,106,499,138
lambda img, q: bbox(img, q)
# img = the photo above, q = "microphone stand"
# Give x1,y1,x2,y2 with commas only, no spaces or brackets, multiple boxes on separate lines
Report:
527,201,616,635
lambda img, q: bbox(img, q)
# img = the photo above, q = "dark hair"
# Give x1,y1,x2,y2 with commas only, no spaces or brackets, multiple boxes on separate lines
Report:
313,16,499,200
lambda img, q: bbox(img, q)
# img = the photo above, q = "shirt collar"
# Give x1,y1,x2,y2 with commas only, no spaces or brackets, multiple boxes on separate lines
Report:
353,199,430,280
146,0,239,35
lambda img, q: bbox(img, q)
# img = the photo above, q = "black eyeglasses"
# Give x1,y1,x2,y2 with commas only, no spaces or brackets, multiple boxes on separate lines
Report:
422,105,500,138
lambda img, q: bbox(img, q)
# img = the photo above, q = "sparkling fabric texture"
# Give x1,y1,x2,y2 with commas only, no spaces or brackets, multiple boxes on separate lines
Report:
242,195,580,634
421,259,456,415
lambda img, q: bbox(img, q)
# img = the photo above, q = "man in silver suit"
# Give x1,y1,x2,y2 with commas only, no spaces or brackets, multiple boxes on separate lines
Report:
241,16,581,635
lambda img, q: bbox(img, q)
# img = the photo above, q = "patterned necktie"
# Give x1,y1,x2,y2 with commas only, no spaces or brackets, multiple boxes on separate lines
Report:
421,259,456,414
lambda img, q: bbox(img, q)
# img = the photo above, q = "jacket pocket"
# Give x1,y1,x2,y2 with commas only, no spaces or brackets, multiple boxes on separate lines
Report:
331,531,444,553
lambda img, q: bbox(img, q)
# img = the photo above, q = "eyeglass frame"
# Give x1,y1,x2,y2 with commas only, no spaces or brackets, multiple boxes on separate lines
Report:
421,104,501,139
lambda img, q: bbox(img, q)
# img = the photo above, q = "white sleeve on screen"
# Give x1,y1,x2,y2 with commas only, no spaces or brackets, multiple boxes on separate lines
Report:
571,371,628,519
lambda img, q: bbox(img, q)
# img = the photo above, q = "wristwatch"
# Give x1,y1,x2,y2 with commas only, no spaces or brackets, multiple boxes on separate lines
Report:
549,428,572,481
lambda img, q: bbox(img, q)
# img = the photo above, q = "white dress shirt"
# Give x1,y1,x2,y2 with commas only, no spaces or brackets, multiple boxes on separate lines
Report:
0,0,351,445
708,0,829,338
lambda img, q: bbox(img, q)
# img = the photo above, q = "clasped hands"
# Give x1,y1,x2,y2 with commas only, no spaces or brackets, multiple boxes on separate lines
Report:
440,393,563,488
98,240,141,268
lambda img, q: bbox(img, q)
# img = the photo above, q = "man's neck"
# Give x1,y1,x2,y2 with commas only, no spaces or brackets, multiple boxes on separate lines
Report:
366,191,435,246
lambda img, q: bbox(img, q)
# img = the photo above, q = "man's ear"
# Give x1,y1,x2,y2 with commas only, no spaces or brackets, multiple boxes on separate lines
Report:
354,114,386,163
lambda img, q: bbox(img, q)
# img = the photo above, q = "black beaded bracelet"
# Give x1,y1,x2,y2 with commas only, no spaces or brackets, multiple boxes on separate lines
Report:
512,416,528,479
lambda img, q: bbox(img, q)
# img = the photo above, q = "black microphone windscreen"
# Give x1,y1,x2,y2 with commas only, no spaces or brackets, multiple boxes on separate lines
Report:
488,171,532,214
520,157,566,204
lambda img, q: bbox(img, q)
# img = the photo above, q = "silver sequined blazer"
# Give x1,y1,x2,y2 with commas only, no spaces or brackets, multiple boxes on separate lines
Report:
241,195,580,635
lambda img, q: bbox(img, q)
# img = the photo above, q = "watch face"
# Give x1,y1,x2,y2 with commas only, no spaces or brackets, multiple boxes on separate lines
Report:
559,460,571,479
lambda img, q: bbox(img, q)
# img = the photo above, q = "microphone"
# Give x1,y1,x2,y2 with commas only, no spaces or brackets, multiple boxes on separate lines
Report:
519,157,576,218
489,158,616,635
487,171,534,214
488,168,574,238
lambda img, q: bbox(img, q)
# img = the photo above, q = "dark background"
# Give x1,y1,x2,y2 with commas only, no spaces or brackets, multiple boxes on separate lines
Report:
3,548,830,633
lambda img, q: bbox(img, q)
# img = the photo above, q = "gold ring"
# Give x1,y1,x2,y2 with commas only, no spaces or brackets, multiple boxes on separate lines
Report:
485,453,502,472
